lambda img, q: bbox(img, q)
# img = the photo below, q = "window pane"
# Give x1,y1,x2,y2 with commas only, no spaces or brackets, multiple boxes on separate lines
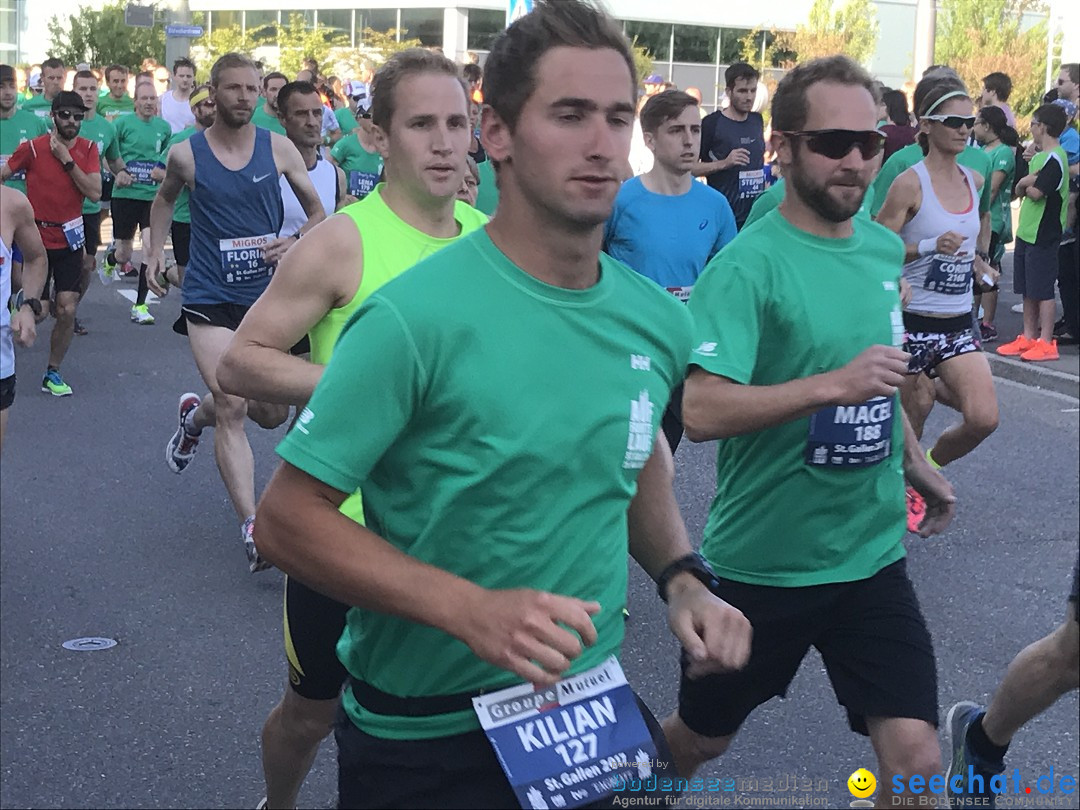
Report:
358,9,397,36
281,10,316,30
468,8,504,51
673,24,717,64
399,8,443,47
719,28,752,66
317,9,351,37
210,10,241,31
245,10,278,37
624,21,671,63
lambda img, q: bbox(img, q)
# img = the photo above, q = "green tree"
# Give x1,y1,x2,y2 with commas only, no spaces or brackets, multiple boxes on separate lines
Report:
629,38,654,88
935,0,1048,115
275,13,350,78
350,28,424,69
195,25,267,82
785,0,878,64
48,1,165,71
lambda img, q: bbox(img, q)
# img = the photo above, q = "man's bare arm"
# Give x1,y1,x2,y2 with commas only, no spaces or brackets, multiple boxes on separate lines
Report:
145,144,192,295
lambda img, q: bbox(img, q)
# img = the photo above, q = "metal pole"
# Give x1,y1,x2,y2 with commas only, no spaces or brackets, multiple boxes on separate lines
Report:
1045,0,1056,91
913,0,936,79
164,0,192,70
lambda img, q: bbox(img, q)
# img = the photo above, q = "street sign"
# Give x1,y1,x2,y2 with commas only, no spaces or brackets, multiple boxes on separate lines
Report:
507,0,534,25
124,3,155,28
165,24,204,38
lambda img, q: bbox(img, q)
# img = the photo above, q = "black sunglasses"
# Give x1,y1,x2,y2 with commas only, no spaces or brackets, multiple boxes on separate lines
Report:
922,114,976,130
779,129,885,160
54,110,86,121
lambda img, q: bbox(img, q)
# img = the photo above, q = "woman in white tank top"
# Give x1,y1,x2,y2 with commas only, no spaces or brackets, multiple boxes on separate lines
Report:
876,81,999,522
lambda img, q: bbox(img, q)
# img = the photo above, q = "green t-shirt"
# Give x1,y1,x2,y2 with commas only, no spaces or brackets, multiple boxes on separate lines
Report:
97,94,135,124
1017,146,1069,245
251,105,286,135
474,158,499,216
1,109,49,195
329,135,383,199
20,93,54,123
984,142,1016,242
687,209,907,587
872,143,992,218
164,126,197,224
334,106,359,135
744,178,875,229
277,228,692,740
79,115,120,215
112,115,172,201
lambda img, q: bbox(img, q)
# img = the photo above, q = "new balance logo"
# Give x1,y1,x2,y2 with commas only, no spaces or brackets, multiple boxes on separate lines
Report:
296,407,315,434
694,341,718,357
630,354,651,371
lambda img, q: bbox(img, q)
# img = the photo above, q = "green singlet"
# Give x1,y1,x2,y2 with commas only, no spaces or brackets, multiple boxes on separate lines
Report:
112,115,171,202
251,105,286,136
78,115,120,215
744,178,876,229
164,125,197,224
1,109,49,195
688,209,908,588
872,143,991,217
329,135,383,200
278,228,692,740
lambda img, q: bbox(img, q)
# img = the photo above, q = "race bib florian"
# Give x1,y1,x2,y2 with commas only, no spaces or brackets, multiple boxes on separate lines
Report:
219,233,275,284
923,254,973,296
806,396,894,469
473,657,657,809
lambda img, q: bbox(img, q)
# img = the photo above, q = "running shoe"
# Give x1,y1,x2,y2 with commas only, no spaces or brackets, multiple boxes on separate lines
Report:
120,261,138,279
165,393,202,474
1019,338,1059,362
130,304,155,325
945,701,1004,809
98,253,118,285
243,516,273,573
40,369,73,397
73,318,88,336
996,335,1035,356
978,322,998,343
905,486,925,533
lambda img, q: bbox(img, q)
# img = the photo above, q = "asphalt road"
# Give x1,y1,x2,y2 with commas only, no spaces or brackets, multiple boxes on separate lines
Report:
1,277,1078,810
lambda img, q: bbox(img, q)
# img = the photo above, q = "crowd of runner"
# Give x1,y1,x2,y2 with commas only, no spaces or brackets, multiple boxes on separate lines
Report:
1,1,1077,808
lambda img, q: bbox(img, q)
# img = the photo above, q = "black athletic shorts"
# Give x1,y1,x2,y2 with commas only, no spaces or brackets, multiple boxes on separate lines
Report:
1014,238,1059,301
111,197,152,241
335,693,678,809
677,558,938,738
82,211,102,257
174,302,311,354
171,220,191,267
284,576,348,700
0,374,14,411
903,312,981,376
46,248,85,294
100,175,114,205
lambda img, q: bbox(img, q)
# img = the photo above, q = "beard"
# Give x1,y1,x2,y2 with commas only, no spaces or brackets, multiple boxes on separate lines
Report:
217,104,254,128
786,163,866,223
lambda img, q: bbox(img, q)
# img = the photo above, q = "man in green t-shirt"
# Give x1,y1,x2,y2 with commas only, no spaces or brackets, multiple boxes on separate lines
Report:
97,64,135,123
1,64,49,196
217,49,488,810
21,57,64,123
251,72,287,135
327,114,382,200
105,82,171,325
661,57,955,807
251,3,752,807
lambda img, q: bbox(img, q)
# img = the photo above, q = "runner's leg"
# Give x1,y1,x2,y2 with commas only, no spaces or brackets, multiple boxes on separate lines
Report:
48,291,79,370
927,351,998,466
866,717,941,808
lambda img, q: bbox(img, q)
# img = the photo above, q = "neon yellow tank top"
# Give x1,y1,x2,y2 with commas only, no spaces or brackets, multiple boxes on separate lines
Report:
309,183,488,523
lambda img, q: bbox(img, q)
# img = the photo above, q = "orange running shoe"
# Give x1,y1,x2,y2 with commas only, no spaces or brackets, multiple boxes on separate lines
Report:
996,335,1036,356
906,486,926,533
1019,338,1059,362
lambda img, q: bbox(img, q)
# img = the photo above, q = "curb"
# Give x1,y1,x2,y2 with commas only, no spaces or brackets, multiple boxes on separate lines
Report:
987,354,1080,399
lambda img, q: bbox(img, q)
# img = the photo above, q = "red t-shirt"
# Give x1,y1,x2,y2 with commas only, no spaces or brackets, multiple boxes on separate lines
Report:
7,135,99,250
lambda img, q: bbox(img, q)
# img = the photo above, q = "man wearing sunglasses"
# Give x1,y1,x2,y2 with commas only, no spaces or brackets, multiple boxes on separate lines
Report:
0,91,101,398
662,57,954,807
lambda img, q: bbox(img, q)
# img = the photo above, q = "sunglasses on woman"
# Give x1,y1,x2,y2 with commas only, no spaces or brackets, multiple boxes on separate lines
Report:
777,129,886,160
54,110,86,121
921,114,976,129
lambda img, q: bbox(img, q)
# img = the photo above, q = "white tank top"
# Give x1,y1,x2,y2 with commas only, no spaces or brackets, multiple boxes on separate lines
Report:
160,91,195,134
900,160,981,315
1,235,13,379
279,156,337,239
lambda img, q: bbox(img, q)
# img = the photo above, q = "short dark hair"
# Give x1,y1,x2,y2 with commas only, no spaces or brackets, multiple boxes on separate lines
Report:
73,69,97,85
173,57,196,75
771,54,879,133
882,89,909,126
210,53,258,88
0,64,15,84
725,62,759,89
1032,103,1067,138
462,63,482,84
371,48,466,130
262,71,288,90
640,90,698,134
484,0,635,132
1062,63,1079,84
41,57,64,72
105,64,128,82
277,80,319,116
981,71,1012,101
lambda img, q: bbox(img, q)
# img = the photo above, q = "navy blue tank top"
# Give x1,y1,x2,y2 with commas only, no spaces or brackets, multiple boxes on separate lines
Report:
185,127,283,306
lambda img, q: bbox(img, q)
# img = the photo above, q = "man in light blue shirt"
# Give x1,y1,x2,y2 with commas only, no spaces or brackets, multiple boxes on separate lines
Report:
604,90,737,451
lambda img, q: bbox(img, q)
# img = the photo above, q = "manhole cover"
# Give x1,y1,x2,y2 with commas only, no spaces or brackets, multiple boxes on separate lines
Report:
61,637,118,651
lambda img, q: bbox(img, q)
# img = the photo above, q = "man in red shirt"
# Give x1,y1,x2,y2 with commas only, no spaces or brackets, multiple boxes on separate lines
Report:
0,90,100,396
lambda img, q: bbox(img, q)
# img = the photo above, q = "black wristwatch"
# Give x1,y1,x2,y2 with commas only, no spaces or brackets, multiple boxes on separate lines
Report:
20,296,42,317
62,159,76,172
656,552,720,603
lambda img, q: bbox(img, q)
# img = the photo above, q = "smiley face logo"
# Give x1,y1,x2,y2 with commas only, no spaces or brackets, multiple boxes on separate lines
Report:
848,768,876,798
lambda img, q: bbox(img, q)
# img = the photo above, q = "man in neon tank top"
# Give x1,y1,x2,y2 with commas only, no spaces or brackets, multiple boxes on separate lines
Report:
217,49,487,810
141,53,326,573
249,3,752,806
877,79,999,532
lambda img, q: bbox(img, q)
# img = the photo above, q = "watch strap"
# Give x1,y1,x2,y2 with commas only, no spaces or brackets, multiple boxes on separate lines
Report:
656,552,720,603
